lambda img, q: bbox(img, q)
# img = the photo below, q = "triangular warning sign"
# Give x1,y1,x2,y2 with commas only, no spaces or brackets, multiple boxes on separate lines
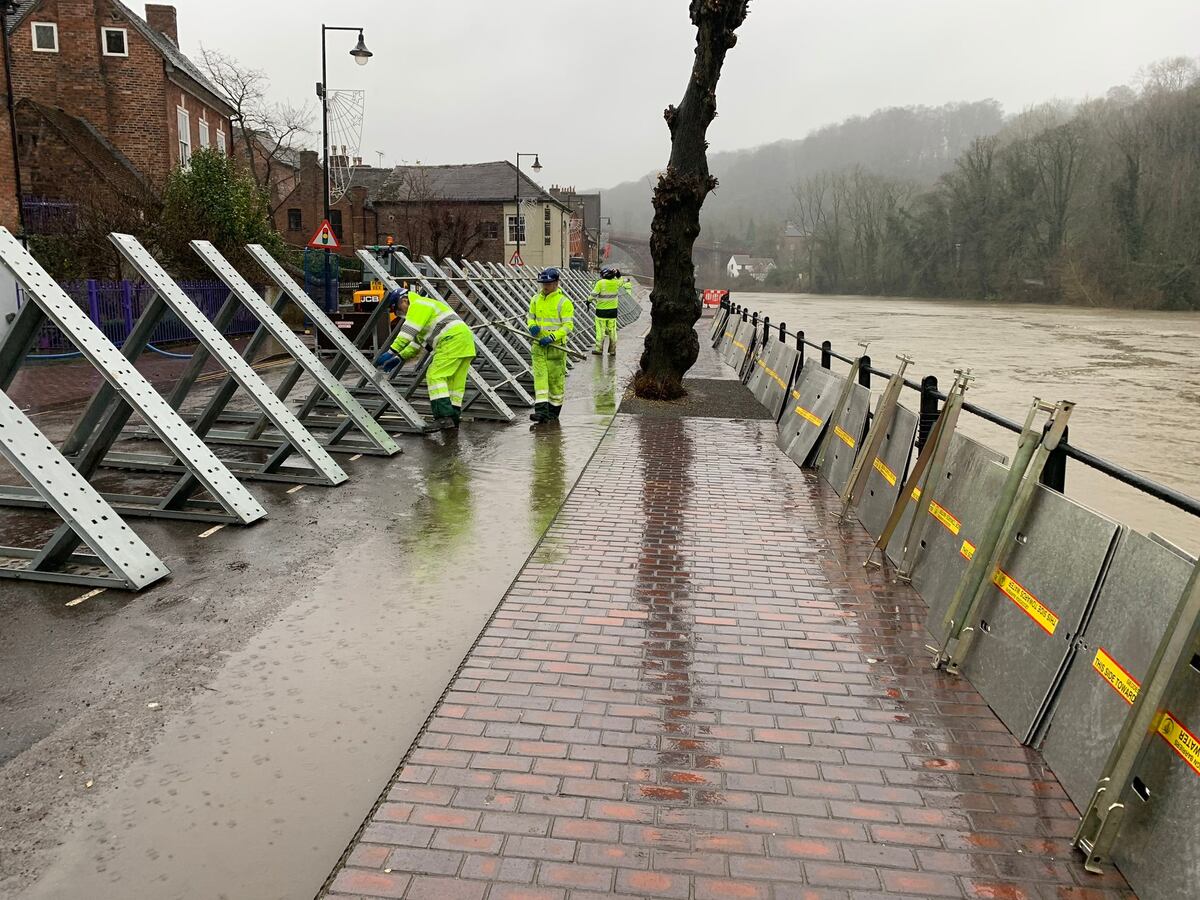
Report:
509,250,524,266
308,219,341,250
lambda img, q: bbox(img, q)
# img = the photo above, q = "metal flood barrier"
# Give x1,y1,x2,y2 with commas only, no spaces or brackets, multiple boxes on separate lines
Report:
717,302,1200,900
777,360,842,469
746,336,799,422
816,378,871,495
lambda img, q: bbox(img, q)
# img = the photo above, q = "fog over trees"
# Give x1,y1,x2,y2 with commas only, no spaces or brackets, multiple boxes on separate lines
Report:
601,57,1200,309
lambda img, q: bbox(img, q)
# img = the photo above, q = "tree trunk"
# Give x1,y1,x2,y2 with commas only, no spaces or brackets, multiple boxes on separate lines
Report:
635,0,750,400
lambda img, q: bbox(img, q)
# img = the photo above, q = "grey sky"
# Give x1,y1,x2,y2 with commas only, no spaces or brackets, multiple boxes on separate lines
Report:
171,0,1200,189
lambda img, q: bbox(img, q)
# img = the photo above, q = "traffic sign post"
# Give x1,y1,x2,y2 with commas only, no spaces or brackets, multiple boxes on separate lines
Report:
509,250,524,266
308,220,341,250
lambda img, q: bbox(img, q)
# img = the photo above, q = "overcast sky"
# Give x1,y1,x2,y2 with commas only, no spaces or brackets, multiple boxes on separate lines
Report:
169,0,1200,189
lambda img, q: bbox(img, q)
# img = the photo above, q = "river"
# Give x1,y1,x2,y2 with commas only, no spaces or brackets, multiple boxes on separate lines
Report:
728,291,1200,555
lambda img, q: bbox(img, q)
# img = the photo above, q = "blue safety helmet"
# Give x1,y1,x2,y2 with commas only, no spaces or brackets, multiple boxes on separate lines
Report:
537,268,560,284
385,288,406,307
601,267,617,279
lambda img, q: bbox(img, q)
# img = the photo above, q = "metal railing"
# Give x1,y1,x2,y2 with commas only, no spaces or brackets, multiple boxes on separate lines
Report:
28,279,255,353
720,300,1200,520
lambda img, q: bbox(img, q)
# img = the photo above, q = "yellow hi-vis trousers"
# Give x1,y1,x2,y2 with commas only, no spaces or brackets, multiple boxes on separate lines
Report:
426,351,474,418
531,343,567,407
593,317,618,352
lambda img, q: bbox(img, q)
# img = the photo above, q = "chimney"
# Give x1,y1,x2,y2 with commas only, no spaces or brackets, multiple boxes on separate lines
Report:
145,5,178,45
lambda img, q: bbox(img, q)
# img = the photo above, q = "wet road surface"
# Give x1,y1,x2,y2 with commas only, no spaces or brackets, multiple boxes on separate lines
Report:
0,331,641,899
733,292,1200,552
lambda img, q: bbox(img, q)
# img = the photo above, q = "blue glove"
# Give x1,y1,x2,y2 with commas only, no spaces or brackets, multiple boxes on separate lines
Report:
375,350,403,373
529,324,541,337
538,335,554,347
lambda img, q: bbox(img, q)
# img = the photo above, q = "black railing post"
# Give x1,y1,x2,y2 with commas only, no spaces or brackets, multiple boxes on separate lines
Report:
741,307,748,322
858,355,871,388
762,315,770,343
778,321,786,341
796,329,805,369
820,340,832,369
917,375,939,450
1041,423,1068,492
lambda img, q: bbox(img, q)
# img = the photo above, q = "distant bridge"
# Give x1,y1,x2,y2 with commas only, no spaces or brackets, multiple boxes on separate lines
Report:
607,233,727,284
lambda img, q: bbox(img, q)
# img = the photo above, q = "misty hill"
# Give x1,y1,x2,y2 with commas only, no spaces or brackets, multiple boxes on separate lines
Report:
599,100,1005,238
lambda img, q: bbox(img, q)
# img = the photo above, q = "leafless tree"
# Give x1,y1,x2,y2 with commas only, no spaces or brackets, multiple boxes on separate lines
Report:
391,167,489,261
199,47,313,215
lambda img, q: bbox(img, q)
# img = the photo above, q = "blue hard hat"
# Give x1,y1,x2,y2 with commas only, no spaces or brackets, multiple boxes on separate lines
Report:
601,267,617,278
385,288,406,306
537,268,560,284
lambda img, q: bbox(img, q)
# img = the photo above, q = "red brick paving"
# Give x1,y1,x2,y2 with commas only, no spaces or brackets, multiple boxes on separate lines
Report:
324,409,1133,899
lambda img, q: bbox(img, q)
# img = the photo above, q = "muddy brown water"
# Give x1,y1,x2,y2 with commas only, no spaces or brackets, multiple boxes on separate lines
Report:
731,292,1200,554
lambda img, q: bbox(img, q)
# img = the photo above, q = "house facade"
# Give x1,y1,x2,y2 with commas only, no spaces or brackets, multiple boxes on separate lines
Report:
4,1,234,233
727,254,777,282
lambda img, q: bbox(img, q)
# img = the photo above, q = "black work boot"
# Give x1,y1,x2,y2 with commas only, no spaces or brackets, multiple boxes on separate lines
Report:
548,404,562,420
529,402,550,423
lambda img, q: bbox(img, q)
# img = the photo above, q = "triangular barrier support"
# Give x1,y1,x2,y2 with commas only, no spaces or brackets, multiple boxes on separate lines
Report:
356,250,517,423
0,227,267,527
188,241,402,457
107,233,347,486
244,244,428,437
0,385,169,590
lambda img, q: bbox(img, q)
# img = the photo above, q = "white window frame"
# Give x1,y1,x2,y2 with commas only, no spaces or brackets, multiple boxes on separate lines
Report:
543,205,552,246
215,127,227,155
506,214,526,245
101,27,128,57
176,106,192,167
198,117,211,150
31,22,59,53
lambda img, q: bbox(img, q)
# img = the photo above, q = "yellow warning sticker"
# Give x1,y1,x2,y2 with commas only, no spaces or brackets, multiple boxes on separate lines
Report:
794,405,823,427
992,569,1058,635
1092,647,1140,705
834,426,856,448
960,540,976,560
1157,712,1200,776
733,339,748,351
873,458,897,486
757,360,787,390
927,500,961,535
911,486,922,501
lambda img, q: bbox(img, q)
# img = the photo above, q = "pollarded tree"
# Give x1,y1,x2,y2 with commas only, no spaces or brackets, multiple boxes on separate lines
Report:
634,0,751,400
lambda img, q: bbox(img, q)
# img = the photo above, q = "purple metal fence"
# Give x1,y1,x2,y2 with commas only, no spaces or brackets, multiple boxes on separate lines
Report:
30,280,260,353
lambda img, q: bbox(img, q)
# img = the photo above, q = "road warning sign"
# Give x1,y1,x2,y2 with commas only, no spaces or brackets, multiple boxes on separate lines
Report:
509,250,524,266
307,220,341,250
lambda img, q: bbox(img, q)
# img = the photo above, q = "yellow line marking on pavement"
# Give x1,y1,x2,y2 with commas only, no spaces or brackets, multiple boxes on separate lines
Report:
199,524,225,539
66,588,106,607
287,485,305,494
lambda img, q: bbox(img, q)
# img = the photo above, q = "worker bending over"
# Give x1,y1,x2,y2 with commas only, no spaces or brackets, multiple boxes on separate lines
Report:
376,286,476,429
527,268,574,424
588,267,621,356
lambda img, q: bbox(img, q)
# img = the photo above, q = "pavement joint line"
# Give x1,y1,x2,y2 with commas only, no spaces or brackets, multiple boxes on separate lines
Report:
286,484,305,494
198,524,225,539
65,588,105,607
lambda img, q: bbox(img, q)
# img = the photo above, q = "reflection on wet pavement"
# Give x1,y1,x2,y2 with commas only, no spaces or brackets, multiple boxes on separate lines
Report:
1,336,636,899
327,409,1131,899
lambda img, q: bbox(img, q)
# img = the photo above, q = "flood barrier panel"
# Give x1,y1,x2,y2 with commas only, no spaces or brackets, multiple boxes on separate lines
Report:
818,381,871,495
853,402,918,541
747,339,798,421
777,360,842,468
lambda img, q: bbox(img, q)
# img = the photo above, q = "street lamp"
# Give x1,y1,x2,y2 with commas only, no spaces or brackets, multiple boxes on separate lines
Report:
318,24,371,311
514,152,541,266
1,0,27,241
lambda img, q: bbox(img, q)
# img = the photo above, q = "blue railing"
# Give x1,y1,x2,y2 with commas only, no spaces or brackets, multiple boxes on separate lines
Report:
21,197,78,234
30,280,258,353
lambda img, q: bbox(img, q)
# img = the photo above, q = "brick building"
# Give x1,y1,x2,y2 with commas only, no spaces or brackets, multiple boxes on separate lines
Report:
0,30,18,231
3,1,234,232
272,149,383,253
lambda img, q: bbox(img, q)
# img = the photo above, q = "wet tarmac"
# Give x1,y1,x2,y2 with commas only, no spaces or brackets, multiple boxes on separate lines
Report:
733,292,1200,552
0,329,644,899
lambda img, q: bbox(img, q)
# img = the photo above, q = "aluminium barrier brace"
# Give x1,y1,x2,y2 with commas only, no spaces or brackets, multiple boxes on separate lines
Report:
0,227,268,526
190,241,401,458
817,367,872,496
0,383,169,590
357,250,517,423
840,355,913,520
812,343,869,473
245,244,428,436
108,233,347,486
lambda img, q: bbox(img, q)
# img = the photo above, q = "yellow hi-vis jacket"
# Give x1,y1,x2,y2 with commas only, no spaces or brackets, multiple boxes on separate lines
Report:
527,288,574,345
390,292,474,360
589,278,621,319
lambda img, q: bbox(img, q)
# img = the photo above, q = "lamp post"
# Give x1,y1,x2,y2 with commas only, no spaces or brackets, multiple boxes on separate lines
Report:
317,24,371,311
1,0,27,240
513,152,541,266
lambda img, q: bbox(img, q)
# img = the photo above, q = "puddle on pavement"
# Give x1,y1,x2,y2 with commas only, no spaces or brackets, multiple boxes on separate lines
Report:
5,354,630,900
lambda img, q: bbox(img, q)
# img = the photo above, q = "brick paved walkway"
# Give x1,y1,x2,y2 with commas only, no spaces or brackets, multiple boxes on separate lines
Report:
326,412,1133,899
